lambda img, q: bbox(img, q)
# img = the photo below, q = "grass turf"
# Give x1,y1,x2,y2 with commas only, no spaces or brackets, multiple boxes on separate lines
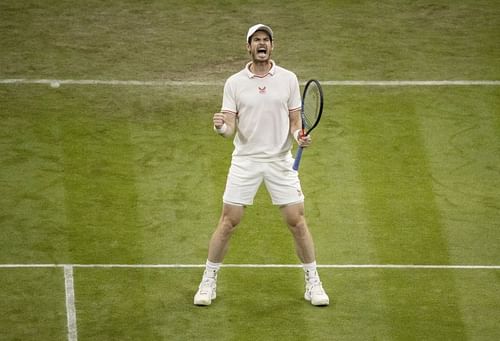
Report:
1,0,499,340
1,84,499,340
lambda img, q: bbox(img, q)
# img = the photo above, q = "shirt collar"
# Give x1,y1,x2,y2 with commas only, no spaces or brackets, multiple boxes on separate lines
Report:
245,60,276,78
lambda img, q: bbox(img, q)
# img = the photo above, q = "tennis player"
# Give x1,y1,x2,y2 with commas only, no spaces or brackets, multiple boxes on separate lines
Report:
194,24,329,306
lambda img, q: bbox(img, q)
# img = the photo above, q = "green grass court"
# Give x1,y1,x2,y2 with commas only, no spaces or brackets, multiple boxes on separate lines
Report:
1,1,499,340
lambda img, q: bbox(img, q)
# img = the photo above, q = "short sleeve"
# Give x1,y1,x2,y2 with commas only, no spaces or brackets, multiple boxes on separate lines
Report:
221,79,237,113
288,73,302,111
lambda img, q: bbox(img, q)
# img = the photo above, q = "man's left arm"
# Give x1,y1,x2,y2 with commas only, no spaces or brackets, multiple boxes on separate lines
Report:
289,109,311,147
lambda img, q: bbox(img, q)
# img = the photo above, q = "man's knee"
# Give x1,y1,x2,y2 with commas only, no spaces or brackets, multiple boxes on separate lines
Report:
219,204,244,231
281,203,306,226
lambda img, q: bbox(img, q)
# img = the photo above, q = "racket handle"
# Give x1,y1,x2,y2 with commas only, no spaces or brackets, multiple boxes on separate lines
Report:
292,147,304,171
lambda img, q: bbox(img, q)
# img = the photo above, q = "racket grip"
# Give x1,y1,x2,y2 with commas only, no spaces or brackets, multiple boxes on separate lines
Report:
292,147,304,171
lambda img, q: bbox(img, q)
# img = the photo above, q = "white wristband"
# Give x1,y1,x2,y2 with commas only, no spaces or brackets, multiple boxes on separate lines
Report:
214,123,228,135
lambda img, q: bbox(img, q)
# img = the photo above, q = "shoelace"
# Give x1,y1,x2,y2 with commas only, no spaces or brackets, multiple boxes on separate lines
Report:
199,279,215,294
308,282,325,295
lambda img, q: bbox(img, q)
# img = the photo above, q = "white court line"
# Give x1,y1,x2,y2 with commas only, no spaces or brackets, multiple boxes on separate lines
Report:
0,79,499,86
64,265,78,341
1,263,499,269
321,80,500,86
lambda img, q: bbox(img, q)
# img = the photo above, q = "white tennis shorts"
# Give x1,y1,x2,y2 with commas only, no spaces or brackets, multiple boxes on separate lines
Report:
222,156,304,206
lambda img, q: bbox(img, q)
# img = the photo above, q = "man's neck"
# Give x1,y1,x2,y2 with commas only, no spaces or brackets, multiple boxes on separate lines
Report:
249,61,272,76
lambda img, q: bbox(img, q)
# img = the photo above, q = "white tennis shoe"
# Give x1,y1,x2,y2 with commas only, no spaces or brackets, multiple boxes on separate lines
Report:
194,277,217,306
304,281,329,306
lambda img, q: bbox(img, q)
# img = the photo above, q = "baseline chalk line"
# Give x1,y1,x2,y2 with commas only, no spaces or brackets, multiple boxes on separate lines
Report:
1,263,499,269
0,79,499,87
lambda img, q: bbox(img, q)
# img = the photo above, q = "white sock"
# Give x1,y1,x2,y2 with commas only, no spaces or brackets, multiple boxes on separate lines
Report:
303,261,320,283
204,260,221,279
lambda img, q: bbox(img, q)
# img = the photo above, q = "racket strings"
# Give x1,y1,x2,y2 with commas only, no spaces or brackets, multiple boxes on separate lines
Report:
303,86,321,129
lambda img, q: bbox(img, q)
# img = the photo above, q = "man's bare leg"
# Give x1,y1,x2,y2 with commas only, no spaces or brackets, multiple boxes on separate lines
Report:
194,203,244,305
281,202,329,306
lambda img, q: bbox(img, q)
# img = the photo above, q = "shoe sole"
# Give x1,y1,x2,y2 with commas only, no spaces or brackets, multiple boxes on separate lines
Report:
194,299,211,306
304,293,329,306
194,293,216,306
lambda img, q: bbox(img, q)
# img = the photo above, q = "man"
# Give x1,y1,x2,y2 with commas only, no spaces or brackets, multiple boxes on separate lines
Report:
194,24,329,306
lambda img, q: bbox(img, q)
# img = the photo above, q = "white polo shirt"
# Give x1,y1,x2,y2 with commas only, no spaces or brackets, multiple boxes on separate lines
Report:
221,60,301,160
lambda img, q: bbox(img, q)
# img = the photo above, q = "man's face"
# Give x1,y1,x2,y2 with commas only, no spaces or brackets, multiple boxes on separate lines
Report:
247,31,273,62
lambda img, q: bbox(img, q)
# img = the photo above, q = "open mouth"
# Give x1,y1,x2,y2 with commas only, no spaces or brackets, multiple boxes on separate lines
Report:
257,47,267,55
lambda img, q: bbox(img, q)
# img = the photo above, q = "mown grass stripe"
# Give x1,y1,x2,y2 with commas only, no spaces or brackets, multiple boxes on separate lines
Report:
58,88,144,265
350,87,467,338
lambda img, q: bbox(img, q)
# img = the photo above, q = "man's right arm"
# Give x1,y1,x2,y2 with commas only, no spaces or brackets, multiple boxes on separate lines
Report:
213,111,236,138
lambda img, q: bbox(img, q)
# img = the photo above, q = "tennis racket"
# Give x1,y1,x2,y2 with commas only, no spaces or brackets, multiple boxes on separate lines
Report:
292,79,324,171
